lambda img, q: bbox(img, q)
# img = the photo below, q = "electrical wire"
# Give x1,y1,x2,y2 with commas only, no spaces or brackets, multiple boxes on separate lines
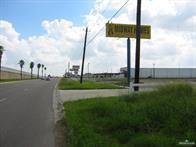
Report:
108,0,130,22
86,0,130,46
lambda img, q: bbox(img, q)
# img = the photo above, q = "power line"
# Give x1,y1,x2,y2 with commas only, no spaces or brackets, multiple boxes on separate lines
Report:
86,0,130,46
87,26,105,46
108,0,130,22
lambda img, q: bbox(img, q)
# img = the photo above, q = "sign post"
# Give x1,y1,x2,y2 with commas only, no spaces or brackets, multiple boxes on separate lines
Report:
127,38,131,85
106,22,151,87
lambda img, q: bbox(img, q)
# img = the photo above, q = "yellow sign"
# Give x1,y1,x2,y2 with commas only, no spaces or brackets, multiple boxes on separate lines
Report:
106,23,151,39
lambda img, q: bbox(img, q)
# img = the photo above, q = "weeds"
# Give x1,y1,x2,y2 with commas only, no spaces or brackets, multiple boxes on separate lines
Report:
63,83,196,146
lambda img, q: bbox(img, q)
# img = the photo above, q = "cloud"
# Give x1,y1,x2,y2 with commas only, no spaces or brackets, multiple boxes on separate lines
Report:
0,20,20,42
0,19,84,75
0,0,196,75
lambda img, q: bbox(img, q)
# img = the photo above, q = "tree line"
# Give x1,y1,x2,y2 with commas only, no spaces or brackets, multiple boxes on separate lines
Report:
0,45,47,80
19,60,47,80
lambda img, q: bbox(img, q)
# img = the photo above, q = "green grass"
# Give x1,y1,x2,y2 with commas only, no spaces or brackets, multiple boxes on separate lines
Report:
58,78,122,90
62,83,196,147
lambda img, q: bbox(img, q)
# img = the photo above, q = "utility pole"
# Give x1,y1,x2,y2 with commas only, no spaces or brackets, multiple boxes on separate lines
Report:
134,0,142,91
80,27,88,84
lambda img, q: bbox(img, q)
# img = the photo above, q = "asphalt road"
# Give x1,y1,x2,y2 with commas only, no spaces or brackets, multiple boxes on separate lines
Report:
0,78,58,147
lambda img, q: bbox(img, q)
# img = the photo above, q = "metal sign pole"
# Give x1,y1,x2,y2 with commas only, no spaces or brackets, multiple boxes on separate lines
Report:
127,38,131,86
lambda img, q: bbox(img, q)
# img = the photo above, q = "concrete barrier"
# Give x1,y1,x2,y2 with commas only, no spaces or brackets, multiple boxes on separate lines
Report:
0,66,32,79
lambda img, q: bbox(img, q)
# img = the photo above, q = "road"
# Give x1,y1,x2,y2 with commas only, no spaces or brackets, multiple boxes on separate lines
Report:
0,78,58,147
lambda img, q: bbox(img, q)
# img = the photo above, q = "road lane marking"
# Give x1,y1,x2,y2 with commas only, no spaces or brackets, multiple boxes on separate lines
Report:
0,98,7,103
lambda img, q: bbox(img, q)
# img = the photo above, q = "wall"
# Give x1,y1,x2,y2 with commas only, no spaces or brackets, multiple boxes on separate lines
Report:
0,66,32,79
122,68,196,78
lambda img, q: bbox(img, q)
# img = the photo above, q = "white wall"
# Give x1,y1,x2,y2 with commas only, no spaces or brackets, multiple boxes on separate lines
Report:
128,68,196,78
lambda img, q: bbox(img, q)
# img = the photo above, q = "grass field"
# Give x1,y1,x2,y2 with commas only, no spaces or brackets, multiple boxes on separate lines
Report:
58,78,122,90
62,83,196,147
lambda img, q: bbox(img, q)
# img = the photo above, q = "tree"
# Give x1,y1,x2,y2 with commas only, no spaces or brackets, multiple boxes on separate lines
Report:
0,45,4,80
44,67,47,78
41,64,44,78
18,60,25,80
37,63,41,78
30,61,34,79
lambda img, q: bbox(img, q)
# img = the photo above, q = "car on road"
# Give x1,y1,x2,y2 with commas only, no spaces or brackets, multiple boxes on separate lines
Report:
46,77,50,81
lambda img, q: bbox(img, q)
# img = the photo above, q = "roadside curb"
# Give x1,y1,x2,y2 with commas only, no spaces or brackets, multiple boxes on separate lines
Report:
53,79,64,124
53,78,68,147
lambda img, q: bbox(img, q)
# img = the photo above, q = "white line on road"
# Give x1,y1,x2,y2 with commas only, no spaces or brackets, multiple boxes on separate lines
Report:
0,98,7,103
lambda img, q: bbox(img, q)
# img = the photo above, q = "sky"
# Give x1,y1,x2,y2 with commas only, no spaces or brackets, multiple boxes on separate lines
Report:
0,0,196,76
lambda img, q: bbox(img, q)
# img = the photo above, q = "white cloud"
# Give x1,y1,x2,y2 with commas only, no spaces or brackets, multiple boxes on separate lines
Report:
0,0,196,76
0,20,20,42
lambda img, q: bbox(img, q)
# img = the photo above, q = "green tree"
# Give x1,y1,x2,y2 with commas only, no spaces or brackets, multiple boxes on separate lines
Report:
41,64,44,78
37,63,41,78
18,60,25,80
0,45,4,80
30,61,34,79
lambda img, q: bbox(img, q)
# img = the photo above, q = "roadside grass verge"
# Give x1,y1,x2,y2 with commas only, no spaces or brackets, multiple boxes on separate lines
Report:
58,78,122,90
62,83,196,147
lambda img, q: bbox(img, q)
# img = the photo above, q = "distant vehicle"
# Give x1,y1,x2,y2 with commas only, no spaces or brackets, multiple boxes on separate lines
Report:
46,78,50,81
46,76,50,81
